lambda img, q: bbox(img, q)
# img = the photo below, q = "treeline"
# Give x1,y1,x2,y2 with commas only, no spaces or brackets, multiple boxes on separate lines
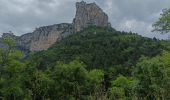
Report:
0,27,170,100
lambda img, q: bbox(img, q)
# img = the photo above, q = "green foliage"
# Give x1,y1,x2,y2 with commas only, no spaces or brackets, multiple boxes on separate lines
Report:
1,27,170,100
87,69,105,99
153,8,170,33
49,61,105,100
88,69,104,88
0,37,25,100
133,56,169,100
109,87,125,100
111,75,132,88
108,75,133,100
50,60,88,99
158,51,170,99
1,37,16,48
30,27,169,76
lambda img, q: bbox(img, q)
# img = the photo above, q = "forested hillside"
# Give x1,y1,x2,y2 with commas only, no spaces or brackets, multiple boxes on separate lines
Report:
31,27,170,74
0,27,170,100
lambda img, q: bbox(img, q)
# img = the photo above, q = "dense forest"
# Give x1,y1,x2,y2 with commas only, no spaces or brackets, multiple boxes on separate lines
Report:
0,26,170,100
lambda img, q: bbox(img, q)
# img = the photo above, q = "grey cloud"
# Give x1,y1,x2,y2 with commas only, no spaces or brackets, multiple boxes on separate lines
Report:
0,0,170,39
0,0,77,35
107,0,170,39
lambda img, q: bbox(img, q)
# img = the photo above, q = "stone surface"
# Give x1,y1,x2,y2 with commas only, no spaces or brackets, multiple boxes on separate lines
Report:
29,23,72,51
73,1,110,32
17,33,32,50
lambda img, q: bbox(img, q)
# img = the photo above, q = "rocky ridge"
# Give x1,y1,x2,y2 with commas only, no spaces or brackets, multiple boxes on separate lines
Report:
0,1,110,52
73,1,110,32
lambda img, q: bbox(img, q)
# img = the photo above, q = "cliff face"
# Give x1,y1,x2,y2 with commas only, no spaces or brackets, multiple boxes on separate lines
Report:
73,1,110,32
0,1,111,52
29,23,72,51
17,23,72,51
17,33,32,50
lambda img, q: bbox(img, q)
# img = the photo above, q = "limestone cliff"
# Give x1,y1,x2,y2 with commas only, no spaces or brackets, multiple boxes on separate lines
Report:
16,23,72,51
73,1,110,32
17,33,32,50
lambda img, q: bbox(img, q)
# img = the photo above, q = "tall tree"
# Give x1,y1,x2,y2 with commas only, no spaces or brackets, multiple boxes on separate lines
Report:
153,8,170,34
0,37,25,100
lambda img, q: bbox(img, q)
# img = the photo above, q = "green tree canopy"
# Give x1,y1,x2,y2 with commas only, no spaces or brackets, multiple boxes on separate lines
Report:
153,8,170,34
0,37,25,100
133,56,169,100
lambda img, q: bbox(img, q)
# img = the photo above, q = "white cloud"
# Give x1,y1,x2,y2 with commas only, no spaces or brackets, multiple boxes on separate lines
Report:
104,0,113,14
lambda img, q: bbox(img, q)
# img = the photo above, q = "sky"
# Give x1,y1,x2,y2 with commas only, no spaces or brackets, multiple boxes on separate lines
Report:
0,0,170,39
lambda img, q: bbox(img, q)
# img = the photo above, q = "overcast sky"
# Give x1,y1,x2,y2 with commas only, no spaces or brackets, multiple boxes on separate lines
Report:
0,0,170,39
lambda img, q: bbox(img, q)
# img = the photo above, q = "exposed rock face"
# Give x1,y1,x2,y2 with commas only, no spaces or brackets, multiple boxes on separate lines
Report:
0,1,111,52
29,23,72,51
17,23,72,51
17,33,32,50
73,1,110,32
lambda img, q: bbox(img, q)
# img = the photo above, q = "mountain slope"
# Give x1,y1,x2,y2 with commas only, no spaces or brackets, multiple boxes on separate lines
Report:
30,27,170,75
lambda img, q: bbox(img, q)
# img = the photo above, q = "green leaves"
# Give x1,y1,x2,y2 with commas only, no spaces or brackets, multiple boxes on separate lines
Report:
50,60,88,99
111,75,132,88
109,87,125,100
30,27,168,76
87,69,104,97
88,69,104,84
1,37,16,48
153,8,170,34
0,37,26,100
133,56,168,99
109,75,133,100
0,28,170,99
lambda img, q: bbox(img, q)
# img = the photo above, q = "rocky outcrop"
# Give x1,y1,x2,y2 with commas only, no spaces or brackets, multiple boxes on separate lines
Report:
0,1,111,52
0,24,73,52
17,33,32,50
73,1,110,32
17,23,72,51
29,23,72,51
